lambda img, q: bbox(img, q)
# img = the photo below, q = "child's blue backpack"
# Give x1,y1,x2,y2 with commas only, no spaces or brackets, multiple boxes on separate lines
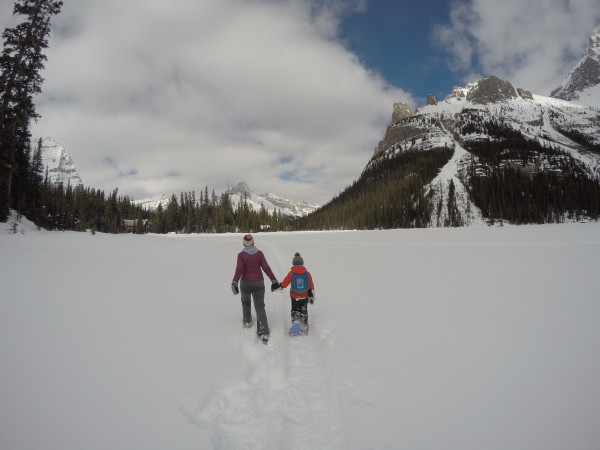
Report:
291,272,309,295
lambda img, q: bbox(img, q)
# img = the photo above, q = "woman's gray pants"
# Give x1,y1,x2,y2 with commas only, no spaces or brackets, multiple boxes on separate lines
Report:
240,280,269,336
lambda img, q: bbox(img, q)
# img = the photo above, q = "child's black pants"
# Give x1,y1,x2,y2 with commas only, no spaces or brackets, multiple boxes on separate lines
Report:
290,297,309,325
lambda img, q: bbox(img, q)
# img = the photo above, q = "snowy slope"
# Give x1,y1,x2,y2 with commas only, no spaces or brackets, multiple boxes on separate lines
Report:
2,220,600,450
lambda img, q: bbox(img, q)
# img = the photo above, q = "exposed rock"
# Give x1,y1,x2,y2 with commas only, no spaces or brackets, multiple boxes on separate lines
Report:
391,102,415,124
446,85,468,100
427,94,438,105
465,76,518,104
374,124,428,157
373,103,421,156
517,88,534,100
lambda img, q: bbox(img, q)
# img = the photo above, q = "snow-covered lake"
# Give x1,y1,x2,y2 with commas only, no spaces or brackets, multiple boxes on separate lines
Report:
2,215,599,450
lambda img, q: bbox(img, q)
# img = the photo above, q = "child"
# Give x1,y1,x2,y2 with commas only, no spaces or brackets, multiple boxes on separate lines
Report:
280,252,315,334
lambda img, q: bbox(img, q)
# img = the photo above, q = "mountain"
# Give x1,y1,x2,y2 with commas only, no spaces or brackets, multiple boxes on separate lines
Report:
551,26,600,107
226,181,319,218
135,182,319,218
299,75,600,229
35,137,83,188
133,194,171,211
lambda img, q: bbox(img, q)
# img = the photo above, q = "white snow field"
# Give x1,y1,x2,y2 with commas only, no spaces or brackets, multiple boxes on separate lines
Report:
1,217,600,450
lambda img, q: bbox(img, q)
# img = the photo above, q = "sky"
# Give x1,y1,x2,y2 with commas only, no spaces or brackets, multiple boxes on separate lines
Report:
1,0,600,205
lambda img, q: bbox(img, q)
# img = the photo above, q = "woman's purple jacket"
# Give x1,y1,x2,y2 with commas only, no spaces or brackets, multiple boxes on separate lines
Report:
232,246,276,283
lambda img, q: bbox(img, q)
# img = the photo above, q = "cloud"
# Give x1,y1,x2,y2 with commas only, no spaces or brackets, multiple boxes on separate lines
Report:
434,0,600,95
2,0,411,205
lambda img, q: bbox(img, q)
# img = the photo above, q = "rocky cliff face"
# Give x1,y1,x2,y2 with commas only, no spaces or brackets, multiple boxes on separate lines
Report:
445,76,533,105
551,27,600,107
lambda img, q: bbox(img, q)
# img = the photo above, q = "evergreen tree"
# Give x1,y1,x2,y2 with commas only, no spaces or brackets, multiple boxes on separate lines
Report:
0,0,63,221
445,179,463,227
27,137,43,219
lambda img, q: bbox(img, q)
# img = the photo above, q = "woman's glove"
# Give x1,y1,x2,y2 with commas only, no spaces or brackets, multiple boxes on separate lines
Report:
231,281,239,295
271,280,281,292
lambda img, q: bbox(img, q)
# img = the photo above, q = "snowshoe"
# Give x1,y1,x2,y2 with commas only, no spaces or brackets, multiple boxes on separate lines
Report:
259,334,270,345
299,324,309,335
289,321,302,336
243,319,255,329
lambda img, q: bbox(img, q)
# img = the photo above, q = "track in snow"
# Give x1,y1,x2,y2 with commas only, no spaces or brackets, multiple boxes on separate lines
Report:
181,243,344,450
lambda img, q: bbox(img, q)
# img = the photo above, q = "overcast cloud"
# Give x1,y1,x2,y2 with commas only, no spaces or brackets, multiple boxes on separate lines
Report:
3,0,410,204
435,0,600,95
1,0,599,204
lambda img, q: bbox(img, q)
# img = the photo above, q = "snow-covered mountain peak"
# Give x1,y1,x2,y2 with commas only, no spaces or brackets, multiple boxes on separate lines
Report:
551,26,600,107
36,137,83,188
226,182,319,218
227,181,252,199
133,194,171,210
444,76,533,105
591,25,600,51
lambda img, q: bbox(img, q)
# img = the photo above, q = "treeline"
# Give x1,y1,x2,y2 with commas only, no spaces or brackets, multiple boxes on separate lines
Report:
17,174,291,233
295,147,453,230
22,182,143,233
149,189,290,234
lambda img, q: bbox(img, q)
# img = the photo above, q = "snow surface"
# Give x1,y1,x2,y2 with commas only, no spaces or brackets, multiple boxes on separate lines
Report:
2,215,600,450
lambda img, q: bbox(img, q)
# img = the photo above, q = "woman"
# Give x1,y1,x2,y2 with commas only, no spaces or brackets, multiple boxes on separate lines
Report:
231,234,280,344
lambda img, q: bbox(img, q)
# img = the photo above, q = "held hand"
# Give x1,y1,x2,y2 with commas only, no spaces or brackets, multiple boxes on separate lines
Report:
271,280,281,292
231,281,239,295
